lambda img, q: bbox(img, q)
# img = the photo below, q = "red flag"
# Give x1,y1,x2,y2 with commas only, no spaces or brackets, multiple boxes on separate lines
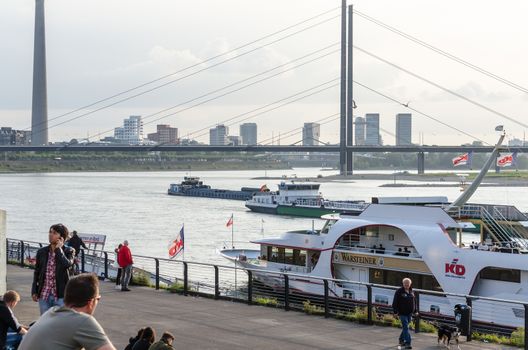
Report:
226,214,233,227
259,184,268,192
452,153,469,167
168,225,184,258
497,153,513,167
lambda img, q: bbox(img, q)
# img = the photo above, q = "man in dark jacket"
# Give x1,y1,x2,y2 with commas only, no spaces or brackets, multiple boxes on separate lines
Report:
68,230,87,257
0,290,27,349
392,277,416,349
31,223,75,315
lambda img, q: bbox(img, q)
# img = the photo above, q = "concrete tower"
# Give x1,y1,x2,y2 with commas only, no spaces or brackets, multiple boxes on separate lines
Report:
31,0,48,145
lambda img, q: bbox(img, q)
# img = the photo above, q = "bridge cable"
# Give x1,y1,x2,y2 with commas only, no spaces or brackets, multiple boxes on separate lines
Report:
29,8,340,132
353,9,528,95
354,46,528,130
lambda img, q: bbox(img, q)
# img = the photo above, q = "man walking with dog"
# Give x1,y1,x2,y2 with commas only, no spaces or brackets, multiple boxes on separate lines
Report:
392,277,416,349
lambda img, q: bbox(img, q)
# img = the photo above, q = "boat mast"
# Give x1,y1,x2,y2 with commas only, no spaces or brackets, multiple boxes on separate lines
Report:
448,131,505,210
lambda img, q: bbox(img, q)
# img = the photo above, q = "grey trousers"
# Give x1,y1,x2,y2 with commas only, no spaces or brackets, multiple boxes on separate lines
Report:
121,264,133,288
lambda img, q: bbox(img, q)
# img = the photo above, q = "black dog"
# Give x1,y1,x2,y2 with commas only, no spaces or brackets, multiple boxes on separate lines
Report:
437,324,460,349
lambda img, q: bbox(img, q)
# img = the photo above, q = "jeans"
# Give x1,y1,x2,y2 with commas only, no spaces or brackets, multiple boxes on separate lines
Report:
399,314,412,345
121,264,133,288
5,332,23,349
38,294,64,315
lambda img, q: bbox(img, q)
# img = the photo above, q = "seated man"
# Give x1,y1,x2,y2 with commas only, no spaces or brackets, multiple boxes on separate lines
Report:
19,273,116,350
148,332,175,350
0,290,27,350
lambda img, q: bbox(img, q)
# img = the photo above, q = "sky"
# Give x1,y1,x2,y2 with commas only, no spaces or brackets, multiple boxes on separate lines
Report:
1,0,527,145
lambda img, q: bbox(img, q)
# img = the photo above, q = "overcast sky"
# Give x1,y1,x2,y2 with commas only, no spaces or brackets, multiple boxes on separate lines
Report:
1,0,527,145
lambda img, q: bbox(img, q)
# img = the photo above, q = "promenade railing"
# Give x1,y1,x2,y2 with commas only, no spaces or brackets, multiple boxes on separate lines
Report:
6,238,527,348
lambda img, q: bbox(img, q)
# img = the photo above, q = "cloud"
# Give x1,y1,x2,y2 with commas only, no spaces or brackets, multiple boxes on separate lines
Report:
419,81,512,102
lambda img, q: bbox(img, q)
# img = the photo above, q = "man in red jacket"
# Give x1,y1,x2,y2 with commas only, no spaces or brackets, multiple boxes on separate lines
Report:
118,240,134,292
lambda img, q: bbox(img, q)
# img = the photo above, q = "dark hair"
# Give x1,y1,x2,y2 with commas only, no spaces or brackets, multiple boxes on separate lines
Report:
3,290,20,304
64,273,99,308
72,230,78,236
161,332,174,342
139,327,156,344
49,223,69,240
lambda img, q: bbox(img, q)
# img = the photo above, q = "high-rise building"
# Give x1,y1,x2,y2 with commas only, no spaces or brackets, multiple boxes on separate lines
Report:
209,124,229,145
365,113,380,145
227,135,242,146
302,122,320,146
396,113,412,145
114,115,143,144
147,124,178,144
354,117,366,145
0,127,31,145
240,123,257,145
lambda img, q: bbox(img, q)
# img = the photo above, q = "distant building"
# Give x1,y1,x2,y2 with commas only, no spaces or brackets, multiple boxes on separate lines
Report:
114,115,143,145
509,138,525,146
395,113,412,145
365,113,380,146
147,124,178,144
354,117,366,145
302,122,320,146
210,124,229,145
0,127,31,145
227,135,243,146
240,123,257,145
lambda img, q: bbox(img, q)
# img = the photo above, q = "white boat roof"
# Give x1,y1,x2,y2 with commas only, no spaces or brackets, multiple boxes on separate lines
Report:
357,204,459,228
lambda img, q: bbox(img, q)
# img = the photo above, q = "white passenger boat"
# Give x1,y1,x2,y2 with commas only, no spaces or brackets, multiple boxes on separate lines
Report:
221,129,528,328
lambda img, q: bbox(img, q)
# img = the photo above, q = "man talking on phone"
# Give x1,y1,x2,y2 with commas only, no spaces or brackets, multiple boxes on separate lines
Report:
32,223,75,314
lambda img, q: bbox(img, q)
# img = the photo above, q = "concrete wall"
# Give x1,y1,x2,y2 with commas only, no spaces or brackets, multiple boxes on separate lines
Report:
0,209,6,294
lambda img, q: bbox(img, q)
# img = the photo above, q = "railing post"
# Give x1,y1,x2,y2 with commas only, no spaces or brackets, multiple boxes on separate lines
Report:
414,291,420,333
284,274,290,311
103,252,108,279
19,241,24,266
367,285,373,325
524,304,528,349
247,270,253,305
466,296,473,341
183,262,188,296
324,279,329,318
154,258,160,290
214,265,219,299
80,249,85,273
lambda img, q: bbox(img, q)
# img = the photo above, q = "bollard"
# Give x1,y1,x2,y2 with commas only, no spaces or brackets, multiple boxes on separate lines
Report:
19,241,24,267
214,266,219,299
284,274,290,311
103,252,108,279
247,271,253,305
81,249,85,273
154,259,159,290
324,279,329,318
183,262,188,296
524,304,528,349
465,297,473,341
414,291,420,333
367,285,373,325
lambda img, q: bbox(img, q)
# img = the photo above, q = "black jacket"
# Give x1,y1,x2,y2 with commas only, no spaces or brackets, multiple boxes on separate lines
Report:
392,287,416,316
68,234,87,257
31,245,75,299
0,300,22,349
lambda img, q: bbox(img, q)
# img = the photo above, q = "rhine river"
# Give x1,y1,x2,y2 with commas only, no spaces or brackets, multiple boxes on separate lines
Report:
1,168,526,265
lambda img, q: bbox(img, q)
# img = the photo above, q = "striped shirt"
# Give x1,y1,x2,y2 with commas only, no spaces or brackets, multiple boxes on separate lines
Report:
40,249,57,301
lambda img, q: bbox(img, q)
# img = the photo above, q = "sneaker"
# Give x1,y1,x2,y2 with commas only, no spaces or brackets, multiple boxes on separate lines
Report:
404,345,412,349
121,287,131,292
115,285,121,290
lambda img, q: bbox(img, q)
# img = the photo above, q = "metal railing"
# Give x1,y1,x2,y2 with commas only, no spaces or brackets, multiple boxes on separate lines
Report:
7,238,528,348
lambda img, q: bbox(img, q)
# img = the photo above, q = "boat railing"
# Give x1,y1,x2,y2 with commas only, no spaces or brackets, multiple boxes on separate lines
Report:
333,244,421,258
7,238,528,340
449,203,528,221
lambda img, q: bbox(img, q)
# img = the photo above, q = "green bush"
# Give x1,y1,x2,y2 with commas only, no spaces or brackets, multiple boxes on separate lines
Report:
302,301,325,315
254,297,278,307
131,271,152,287
472,328,524,347
168,281,185,293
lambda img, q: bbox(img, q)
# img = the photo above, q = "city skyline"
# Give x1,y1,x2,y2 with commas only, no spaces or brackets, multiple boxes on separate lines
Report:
1,0,527,146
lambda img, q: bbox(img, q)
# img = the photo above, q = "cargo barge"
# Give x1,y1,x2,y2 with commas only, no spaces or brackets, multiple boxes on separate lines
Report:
168,176,258,201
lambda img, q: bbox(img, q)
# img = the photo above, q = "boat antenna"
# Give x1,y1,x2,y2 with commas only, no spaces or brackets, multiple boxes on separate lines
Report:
448,128,505,210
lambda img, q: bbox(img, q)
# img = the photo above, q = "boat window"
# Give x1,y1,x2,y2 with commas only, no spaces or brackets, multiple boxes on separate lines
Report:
480,267,520,283
321,219,337,234
370,268,444,292
366,227,379,238
375,295,389,305
284,248,294,264
277,247,285,263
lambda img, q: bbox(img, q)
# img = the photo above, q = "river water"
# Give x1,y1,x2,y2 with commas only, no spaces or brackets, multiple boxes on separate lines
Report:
1,168,526,265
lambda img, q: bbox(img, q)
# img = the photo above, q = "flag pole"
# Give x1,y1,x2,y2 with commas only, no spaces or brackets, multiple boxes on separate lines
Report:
182,222,185,261
231,214,234,249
